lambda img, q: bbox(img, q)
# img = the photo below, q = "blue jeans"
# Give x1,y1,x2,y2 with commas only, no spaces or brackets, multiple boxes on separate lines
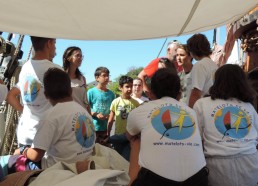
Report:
109,134,130,161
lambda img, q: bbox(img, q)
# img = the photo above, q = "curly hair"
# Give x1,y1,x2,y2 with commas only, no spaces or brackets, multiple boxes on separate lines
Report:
151,68,180,99
187,33,212,58
119,76,133,87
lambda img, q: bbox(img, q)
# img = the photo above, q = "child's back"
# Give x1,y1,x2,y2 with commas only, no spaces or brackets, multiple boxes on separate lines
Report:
33,101,95,168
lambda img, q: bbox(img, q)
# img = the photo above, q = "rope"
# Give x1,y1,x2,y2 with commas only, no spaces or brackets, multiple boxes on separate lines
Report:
26,45,33,61
0,66,21,155
1,35,25,155
157,38,168,58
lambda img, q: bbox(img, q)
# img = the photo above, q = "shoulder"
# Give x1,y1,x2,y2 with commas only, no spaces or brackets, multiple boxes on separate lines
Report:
111,97,120,104
193,97,212,109
81,75,86,83
141,96,149,102
130,97,140,106
108,90,116,98
145,58,159,68
88,87,96,93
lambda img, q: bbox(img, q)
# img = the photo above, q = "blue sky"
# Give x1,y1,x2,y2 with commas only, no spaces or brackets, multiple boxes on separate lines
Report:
2,26,226,83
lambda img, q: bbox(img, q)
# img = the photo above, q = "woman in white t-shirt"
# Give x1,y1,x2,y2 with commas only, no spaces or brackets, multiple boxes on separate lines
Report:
127,68,208,186
63,46,90,113
193,64,258,186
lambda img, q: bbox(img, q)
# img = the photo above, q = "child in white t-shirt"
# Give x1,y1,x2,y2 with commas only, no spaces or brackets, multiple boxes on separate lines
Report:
0,68,95,176
193,64,258,186
127,68,208,186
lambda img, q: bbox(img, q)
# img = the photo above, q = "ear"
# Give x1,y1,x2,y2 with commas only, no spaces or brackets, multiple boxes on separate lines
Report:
46,40,52,49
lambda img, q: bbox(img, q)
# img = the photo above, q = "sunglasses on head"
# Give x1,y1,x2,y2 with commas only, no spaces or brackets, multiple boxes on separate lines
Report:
159,58,169,63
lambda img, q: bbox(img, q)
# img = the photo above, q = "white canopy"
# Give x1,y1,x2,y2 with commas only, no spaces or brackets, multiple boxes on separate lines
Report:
0,0,257,40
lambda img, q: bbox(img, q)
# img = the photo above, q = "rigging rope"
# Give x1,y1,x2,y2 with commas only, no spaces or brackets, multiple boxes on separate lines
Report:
157,38,168,58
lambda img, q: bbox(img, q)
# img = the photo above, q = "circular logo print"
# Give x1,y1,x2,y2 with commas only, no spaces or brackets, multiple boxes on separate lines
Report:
75,115,95,148
23,76,41,103
151,106,195,140
214,106,251,139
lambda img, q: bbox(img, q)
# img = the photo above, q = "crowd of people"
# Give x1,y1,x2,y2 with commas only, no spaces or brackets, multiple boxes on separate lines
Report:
0,33,258,186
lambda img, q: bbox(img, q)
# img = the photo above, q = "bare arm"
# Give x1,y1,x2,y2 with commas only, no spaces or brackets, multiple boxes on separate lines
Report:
15,147,45,162
92,112,108,120
6,87,23,113
107,110,115,136
188,88,202,108
26,148,45,162
83,76,91,114
138,70,155,100
126,131,141,186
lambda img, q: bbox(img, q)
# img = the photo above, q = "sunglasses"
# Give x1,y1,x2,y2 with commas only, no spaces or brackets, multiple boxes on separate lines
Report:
159,58,169,63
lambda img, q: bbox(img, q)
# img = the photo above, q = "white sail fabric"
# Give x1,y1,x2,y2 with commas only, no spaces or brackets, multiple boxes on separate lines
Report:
0,0,257,40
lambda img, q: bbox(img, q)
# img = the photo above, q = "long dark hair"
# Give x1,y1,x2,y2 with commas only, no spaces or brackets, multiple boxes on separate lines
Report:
62,46,83,79
210,64,256,103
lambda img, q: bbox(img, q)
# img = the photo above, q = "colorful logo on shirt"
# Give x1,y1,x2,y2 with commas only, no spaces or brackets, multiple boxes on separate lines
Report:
75,114,95,148
23,76,41,103
214,106,251,139
151,106,195,140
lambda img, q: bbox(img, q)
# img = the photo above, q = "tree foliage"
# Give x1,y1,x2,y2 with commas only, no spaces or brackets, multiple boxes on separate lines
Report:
126,67,143,79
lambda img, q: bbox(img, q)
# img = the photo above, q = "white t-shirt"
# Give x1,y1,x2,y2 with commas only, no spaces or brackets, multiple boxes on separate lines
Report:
193,97,258,157
189,57,218,97
32,101,96,169
127,97,206,181
131,96,149,104
0,84,8,102
71,77,88,109
16,59,62,145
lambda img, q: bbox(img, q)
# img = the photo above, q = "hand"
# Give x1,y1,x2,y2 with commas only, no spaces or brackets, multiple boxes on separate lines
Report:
13,148,21,155
96,113,106,120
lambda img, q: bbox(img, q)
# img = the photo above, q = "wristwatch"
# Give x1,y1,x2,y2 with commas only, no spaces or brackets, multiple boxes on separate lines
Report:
19,145,29,155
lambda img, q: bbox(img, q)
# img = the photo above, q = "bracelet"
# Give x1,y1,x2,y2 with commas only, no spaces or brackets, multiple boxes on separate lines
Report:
19,146,27,155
